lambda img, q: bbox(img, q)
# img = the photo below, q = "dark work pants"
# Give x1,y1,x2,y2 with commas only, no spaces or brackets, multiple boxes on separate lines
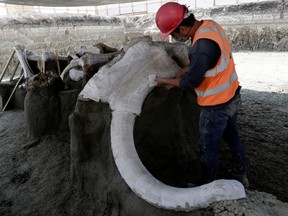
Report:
198,93,247,183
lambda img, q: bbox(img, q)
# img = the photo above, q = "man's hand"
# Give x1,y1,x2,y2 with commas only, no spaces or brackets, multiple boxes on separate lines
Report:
155,77,180,89
176,66,188,78
155,77,168,87
155,78,174,89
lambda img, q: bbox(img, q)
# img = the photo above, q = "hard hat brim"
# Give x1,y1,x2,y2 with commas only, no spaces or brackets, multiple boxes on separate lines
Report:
160,31,172,41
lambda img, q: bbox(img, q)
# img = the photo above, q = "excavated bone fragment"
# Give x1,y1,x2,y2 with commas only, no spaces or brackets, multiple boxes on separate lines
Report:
14,45,35,79
41,52,56,62
151,41,190,67
94,43,119,53
60,51,122,81
79,41,246,210
14,45,67,79
75,46,101,56
69,68,84,82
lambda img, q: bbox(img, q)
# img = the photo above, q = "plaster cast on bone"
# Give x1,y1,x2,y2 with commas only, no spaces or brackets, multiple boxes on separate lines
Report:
14,46,35,78
148,74,157,87
60,51,122,81
69,68,84,81
14,45,67,79
110,111,245,211
80,41,246,211
75,46,101,56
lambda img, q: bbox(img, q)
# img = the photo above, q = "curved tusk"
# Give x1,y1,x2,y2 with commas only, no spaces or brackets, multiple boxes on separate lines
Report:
80,40,246,211
111,111,246,211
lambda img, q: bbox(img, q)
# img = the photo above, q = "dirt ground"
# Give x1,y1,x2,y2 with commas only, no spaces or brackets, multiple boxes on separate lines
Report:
0,52,288,215
234,52,288,202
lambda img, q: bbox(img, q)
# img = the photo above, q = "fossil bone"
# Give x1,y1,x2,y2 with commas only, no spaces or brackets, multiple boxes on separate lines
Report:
60,51,123,81
14,45,35,79
14,45,67,78
79,41,246,210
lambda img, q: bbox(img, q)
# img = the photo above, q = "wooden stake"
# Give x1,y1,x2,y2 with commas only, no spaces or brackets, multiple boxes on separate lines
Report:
42,60,45,73
0,50,16,82
9,61,20,82
55,52,61,76
2,72,24,112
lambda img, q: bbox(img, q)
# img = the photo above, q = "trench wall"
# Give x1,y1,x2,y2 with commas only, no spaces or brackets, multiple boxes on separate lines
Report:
0,1,288,72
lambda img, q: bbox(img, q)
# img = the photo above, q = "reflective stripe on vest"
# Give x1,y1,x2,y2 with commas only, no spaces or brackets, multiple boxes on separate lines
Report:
198,20,231,77
195,71,238,97
193,20,238,106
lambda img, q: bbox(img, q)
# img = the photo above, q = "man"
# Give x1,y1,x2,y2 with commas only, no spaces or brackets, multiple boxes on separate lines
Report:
155,2,249,188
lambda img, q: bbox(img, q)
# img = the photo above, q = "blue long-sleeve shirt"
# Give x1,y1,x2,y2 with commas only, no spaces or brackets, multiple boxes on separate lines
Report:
179,38,221,90
180,38,241,109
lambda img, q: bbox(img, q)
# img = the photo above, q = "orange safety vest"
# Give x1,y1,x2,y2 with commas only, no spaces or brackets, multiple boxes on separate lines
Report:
192,20,239,106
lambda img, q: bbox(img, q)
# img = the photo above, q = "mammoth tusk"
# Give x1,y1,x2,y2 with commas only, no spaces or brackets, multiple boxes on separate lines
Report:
111,111,245,210
80,41,246,211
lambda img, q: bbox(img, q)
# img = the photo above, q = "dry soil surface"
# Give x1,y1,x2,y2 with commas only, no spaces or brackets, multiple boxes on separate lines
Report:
0,52,288,216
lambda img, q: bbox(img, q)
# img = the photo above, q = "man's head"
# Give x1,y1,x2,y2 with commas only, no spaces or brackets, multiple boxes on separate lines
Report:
155,2,196,41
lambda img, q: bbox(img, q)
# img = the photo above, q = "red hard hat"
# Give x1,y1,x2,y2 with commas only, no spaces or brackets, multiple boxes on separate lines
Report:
155,2,186,40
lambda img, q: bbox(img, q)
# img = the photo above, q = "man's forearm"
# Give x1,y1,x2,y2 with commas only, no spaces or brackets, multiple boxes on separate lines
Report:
155,78,180,88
